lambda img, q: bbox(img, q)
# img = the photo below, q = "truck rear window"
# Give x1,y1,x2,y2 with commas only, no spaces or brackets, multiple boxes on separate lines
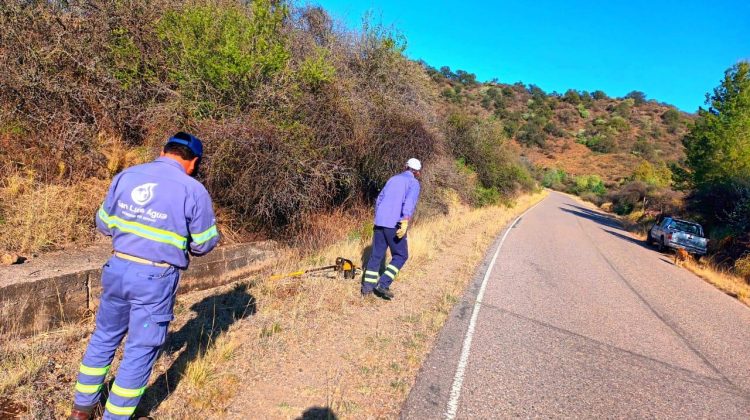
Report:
671,221,702,235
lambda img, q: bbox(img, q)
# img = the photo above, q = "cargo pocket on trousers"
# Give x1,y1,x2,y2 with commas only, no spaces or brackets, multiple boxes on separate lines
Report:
141,313,173,347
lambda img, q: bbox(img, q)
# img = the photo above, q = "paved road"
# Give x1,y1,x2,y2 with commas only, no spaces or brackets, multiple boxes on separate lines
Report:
402,192,750,419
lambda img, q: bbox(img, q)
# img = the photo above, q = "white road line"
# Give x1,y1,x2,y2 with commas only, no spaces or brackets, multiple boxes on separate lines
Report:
444,197,547,419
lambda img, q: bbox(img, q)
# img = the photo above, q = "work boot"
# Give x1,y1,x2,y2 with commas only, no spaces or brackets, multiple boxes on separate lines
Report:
374,286,394,300
68,405,93,420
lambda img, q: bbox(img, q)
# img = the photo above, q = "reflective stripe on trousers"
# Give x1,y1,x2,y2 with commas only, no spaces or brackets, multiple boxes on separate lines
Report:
361,226,409,293
73,256,178,419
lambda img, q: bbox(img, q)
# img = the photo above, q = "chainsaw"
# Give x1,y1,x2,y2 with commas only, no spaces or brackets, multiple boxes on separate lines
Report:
270,257,360,281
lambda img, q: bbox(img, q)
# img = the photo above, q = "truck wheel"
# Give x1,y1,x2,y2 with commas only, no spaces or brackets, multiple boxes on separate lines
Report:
658,237,666,253
645,232,653,246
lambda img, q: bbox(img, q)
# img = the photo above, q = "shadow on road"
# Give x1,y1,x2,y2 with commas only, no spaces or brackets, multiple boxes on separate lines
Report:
297,406,338,420
602,229,651,250
137,282,257,416
559,204,624,231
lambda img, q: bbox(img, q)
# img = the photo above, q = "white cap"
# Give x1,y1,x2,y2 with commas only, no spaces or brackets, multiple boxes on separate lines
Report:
406,158,422,171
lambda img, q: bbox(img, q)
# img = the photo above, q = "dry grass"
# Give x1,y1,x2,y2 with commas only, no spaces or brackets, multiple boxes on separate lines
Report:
0,325,90,418
181,333,242,411
683,258,750,307
0,342,46,396
0,175,109,254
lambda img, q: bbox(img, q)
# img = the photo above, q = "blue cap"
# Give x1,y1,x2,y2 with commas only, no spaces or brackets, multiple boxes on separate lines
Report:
166,132,203,158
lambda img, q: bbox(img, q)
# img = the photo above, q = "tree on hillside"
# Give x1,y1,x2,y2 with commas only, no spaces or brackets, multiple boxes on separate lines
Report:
625,90,647,105
682,61,750,233
632,160,672,188
661,108,681,133
683,62,750,189
455,69,478,86
563,89,581,105
592,90,608,100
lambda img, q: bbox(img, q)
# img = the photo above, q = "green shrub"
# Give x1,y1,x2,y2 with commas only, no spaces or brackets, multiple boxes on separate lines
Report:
563,89,581,105
608,115,630,132
474,185,502,207
544,122,565,137
157,1,290,114
572,174,606,196
447,113,536,198
299,47,336,89
625,90,647,105
631,160,672,188
517,117,547,147
613,99,634,118
109,27,148,90
577,133,616,153
577,103,590,118
632,137,656,160
592,90,608,100
541,168,567,189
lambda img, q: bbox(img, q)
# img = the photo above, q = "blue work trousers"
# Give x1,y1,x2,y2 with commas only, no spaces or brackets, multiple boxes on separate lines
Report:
362,226,409,293
73,256,179,419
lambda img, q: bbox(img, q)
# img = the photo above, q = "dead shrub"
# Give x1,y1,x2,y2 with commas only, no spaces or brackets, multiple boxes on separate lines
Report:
0,176,108,253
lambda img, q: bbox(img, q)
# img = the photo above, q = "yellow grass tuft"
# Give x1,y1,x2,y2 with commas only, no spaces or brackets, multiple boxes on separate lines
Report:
0,175,108,253
683,258,750,306
182,333,242,412
0,344,45,395
734,255,750,281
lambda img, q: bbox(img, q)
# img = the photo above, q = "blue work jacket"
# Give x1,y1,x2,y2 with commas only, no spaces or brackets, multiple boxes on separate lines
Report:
95,157,219,268
374,171,421,228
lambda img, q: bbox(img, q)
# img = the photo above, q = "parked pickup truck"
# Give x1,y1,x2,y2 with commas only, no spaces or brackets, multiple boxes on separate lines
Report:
647,216,708,256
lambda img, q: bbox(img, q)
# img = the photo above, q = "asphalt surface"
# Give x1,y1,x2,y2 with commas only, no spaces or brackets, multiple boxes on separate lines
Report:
402,192,750,419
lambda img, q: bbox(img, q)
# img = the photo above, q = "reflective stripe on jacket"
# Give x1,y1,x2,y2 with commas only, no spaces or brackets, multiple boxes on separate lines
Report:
95,157,219,268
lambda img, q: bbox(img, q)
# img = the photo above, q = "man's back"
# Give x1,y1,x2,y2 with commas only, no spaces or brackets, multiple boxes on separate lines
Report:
97,156,218,268
374,171,421,228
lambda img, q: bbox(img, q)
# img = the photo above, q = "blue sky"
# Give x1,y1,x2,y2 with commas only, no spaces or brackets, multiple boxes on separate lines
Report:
311,0,750,112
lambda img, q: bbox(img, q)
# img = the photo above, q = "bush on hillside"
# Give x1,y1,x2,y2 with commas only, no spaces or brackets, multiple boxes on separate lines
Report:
631,160,672,188
540,168,567,190
661,108,681,133
632,137,657,161
563,89,581,105
572,174,606,196
577,103,590,118
608,181,681,216
446,113,536,198
157,1,289,116
592,90,608,100
625,90,647,106
517,117,548,148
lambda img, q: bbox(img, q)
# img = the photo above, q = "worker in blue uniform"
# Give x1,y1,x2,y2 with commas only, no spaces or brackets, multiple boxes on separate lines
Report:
361,158,422,300
68,132,220,420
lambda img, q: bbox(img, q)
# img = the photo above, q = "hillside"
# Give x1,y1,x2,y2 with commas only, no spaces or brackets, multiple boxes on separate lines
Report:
0,0,694,258
427,66,693,184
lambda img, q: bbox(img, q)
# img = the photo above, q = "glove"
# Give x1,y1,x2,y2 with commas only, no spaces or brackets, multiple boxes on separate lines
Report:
396,220,409,239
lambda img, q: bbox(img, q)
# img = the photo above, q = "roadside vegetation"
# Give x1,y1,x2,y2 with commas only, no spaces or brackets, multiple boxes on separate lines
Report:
0,0,536,256
0,0,693,258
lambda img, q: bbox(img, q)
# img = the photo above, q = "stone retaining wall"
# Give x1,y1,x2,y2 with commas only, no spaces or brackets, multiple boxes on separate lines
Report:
0,242,276,337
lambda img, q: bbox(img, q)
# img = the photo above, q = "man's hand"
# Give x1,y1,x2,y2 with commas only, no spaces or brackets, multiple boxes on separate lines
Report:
396,219,409,239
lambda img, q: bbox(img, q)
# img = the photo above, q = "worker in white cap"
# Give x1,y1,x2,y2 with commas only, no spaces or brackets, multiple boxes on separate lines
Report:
361,158,422,299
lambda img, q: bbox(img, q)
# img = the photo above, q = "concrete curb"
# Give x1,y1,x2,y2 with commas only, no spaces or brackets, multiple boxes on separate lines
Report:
0,242,277,337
